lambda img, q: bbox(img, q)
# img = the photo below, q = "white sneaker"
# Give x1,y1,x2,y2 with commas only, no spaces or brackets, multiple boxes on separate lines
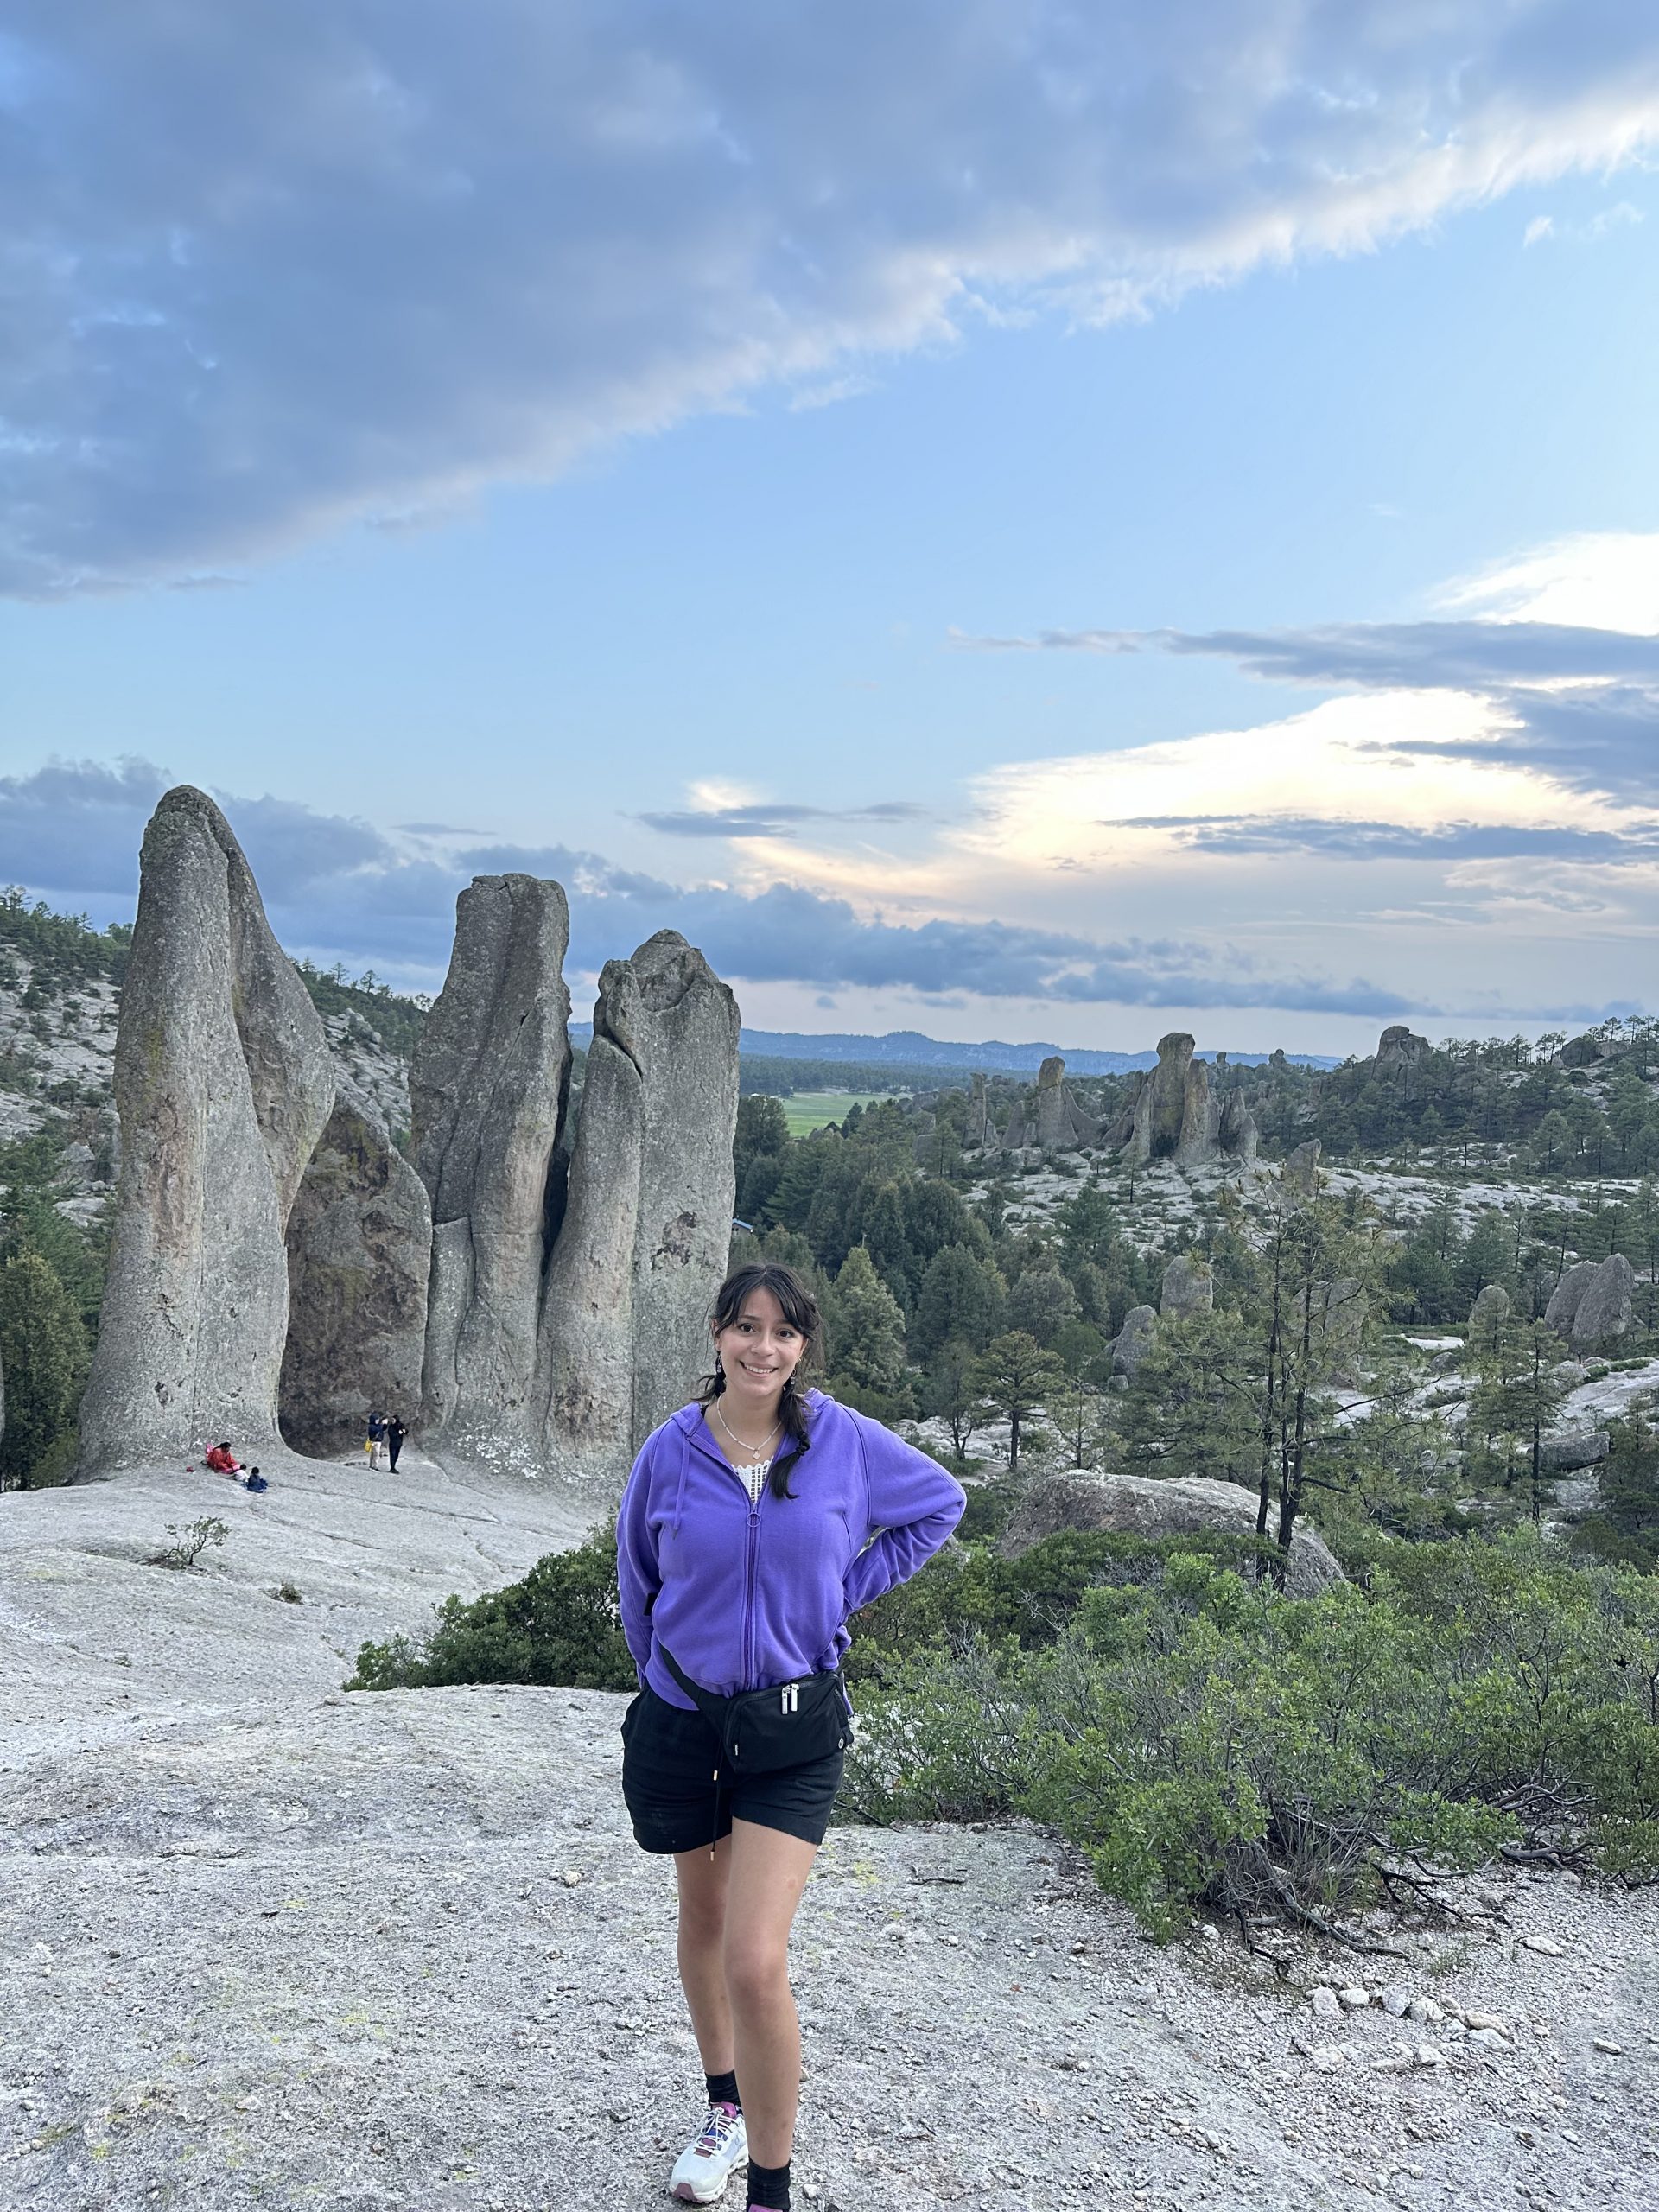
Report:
668,2101,747,2203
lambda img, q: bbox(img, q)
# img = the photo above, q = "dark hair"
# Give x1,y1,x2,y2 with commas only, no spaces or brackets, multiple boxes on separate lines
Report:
696,1261,822,1499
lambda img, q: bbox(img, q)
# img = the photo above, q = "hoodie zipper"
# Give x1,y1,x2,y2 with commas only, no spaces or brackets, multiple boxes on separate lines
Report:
743,1485,760,1694
684,1417,765,1694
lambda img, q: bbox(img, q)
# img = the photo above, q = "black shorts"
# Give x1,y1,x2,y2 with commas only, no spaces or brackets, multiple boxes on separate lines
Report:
620,1686,844,1855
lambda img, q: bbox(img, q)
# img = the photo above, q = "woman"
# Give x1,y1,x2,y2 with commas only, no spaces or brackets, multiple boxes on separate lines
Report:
617,1260,964,2212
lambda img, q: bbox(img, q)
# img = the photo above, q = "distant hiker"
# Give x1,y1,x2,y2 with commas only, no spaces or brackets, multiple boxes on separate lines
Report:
204,1442,241,1477
615,1260,963,2212
385,1415,406,1472
365,1412,385,1470
244,1467,268,1493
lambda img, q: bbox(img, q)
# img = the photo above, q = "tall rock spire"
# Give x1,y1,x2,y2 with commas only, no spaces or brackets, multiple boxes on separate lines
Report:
78,788,335,1472
538,931,741,1479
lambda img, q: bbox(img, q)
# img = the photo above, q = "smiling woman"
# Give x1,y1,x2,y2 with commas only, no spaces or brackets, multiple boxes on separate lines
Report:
613,1257,964,2212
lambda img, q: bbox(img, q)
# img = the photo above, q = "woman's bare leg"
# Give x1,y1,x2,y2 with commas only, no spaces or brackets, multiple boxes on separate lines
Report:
721,1818,820,2169
673,1833,735,2073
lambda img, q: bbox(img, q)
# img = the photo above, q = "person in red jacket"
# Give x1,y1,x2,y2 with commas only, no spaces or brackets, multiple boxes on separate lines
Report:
203,1442,240,1476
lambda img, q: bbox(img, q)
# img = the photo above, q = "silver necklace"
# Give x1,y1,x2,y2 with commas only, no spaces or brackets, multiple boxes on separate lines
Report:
714,1397,782,1459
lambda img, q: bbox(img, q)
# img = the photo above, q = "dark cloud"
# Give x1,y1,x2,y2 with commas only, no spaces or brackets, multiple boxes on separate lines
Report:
6,3,1657,592
636,802,928,840
1120,816,1659,863
0,756,168,895
0,756,388,906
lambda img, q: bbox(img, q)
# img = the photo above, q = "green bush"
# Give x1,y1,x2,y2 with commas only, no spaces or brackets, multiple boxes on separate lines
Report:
844,1523,1282,1684
348,1526,634,1692
841,1531,1659,1941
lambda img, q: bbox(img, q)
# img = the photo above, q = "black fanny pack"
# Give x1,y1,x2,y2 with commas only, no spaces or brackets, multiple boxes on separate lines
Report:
660,1645,852,1773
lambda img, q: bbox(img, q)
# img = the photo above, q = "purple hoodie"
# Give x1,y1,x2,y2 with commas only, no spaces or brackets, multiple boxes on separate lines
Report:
616,1389,966,1708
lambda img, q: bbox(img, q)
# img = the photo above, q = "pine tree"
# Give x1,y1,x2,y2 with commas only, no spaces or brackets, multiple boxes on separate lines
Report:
969,1331,1064,1471
912,1243,1007,1361
824,1244,908,1394
1006,1263,1078,1348
0,1248,87,1489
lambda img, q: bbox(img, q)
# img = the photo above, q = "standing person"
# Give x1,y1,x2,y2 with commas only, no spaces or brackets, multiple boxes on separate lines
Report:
385,1414,406,1471
616,1260,964,2212
365,1411,385,1470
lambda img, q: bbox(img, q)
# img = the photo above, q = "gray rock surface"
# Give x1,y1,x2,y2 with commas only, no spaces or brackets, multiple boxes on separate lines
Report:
3,1466,1656,2212
1125,1035,1253,1170
1001,1468,1345,1596
1566,1252,1634,1351
278,1073,432,1458
78,789,336,1475
410,875,573,1448
1108,1303,1159,1379
1376,1024,1432,1088
538,932,740,1478
1129,1032,1195,1162
1282,1138,1323,1198
1159,1254,1214,1321
1545,1260,1601,1342
1468,1281,1511,1338
1539,1427,1611,1476
1026,1055,1102,1154
965,1071,990,1149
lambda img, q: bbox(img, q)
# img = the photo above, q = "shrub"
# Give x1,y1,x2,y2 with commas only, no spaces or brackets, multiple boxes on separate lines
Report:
348,1526,634,1692
842,1532,1659,1942
148,1517,229,1570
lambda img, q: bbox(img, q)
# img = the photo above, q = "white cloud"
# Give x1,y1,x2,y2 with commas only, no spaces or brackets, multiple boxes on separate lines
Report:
1435,531,1659,635
5,3,1659,593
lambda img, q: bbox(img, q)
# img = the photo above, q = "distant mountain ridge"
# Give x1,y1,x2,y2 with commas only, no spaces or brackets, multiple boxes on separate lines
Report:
569,1020,1340,1075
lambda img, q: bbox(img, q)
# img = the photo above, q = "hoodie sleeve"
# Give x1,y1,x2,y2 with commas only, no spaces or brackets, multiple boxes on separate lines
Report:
614,1435,662,1685
842,1413,967,1615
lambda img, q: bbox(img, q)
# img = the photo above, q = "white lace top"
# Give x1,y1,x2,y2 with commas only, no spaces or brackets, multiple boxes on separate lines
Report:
743,1457,773,1508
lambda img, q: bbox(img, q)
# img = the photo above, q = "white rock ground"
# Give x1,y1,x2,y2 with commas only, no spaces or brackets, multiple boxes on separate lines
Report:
3,1457,1659,2212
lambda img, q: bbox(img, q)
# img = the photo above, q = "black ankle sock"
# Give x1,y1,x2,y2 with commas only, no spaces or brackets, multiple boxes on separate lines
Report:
704,2069,740,2110
746,2156,790,2211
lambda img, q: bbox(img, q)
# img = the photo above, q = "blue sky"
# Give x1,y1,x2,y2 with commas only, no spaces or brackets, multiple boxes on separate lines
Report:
5,3,1659,1054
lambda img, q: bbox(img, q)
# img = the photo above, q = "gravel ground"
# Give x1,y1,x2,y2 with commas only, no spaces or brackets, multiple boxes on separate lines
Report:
3,1460,1658,2211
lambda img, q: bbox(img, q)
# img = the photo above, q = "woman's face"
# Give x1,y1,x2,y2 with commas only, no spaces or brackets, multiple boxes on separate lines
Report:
714,1286,808,1408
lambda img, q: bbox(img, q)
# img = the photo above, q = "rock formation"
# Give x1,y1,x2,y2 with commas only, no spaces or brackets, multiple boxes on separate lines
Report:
965,1072,990,1149
1539,1428,1611,1476
1281,1138,1322,1198
1000,1055,1102,1156
1160,1254,1213,1321
1108,1304,1159,1379
538,932,741,1478
409,874,573,1445
1560,1030,1616,1069
79,788,336,1473
1129,1033,1194,1162
1126,1034,1256,1169
1001,1469,1345,1599
1375,1025,1431,1096
278,1073,431,1458
1545,1253,1634,1353
1467,1281,1510,1339
82,795,741,1486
